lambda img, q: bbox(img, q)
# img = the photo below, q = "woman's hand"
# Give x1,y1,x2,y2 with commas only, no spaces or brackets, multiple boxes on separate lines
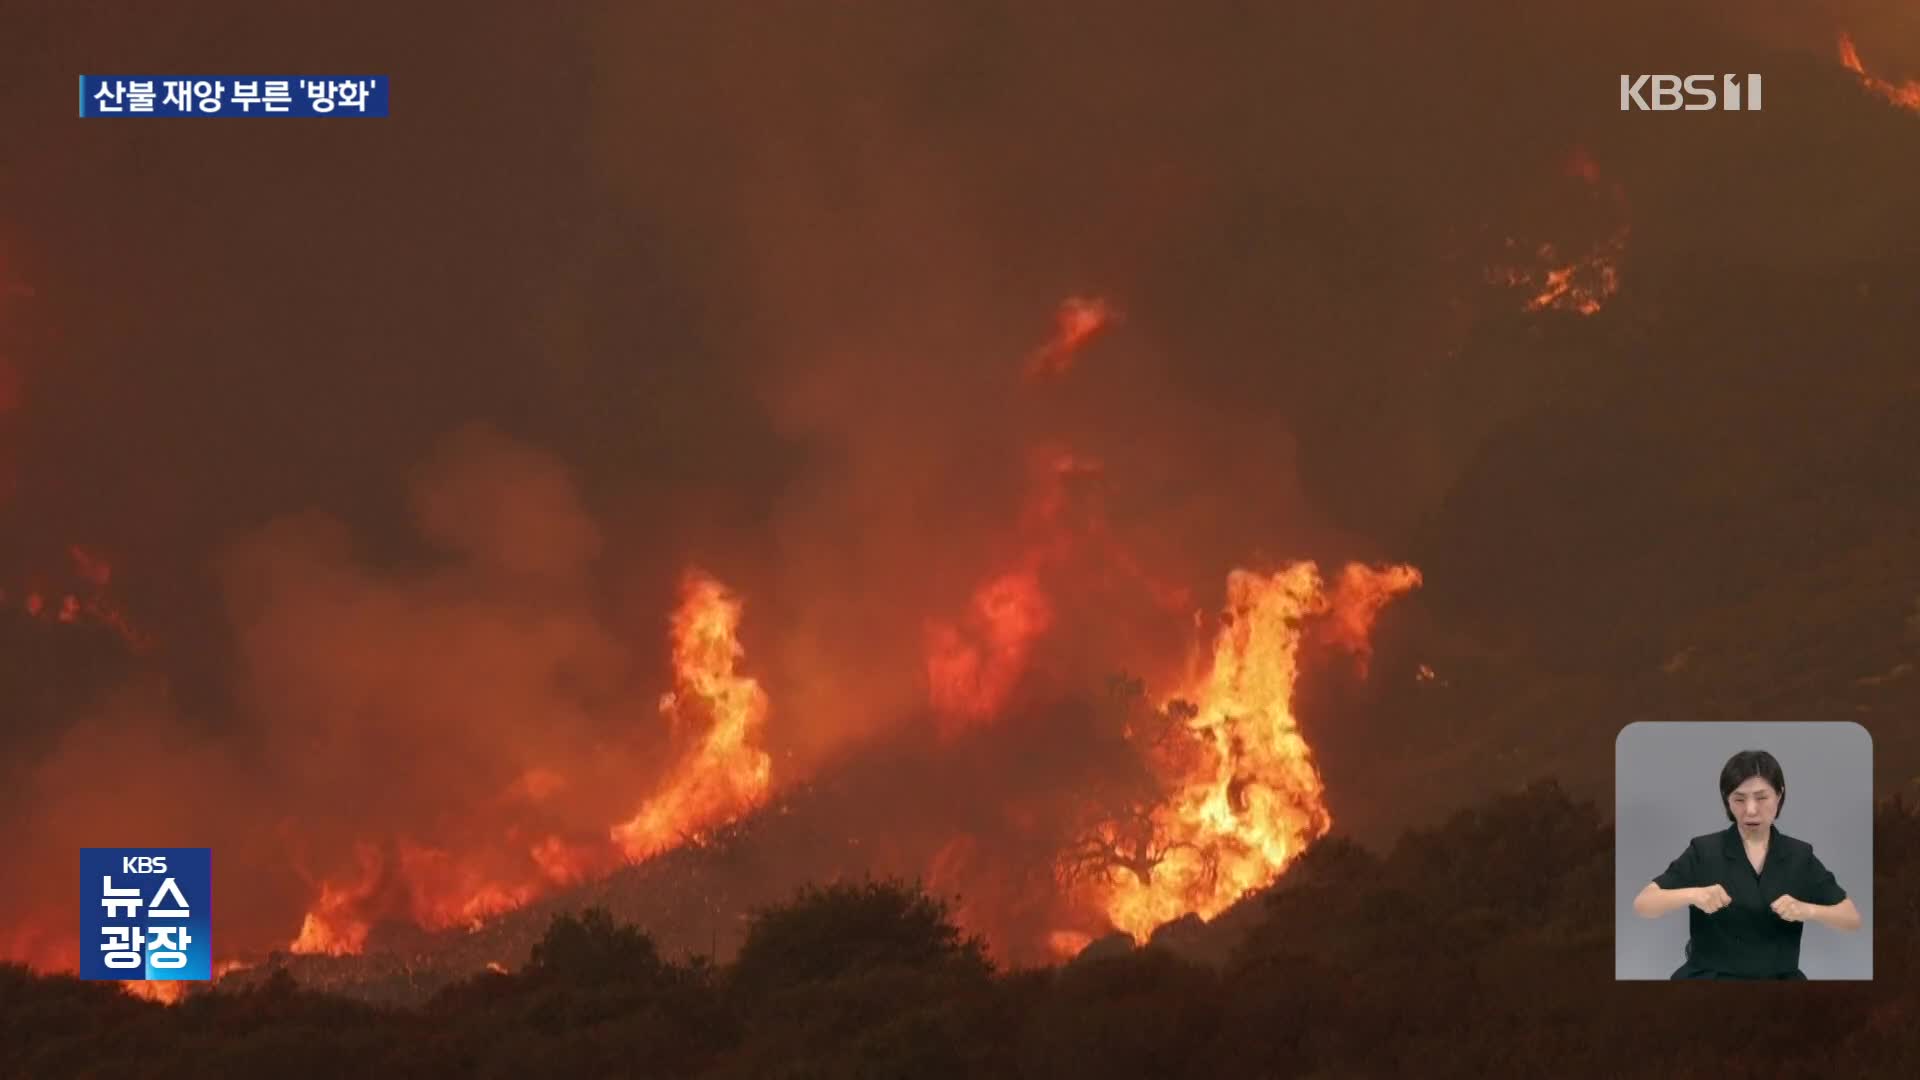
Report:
1772,894,1863,930
1770,894,1810,922
1633,880,1728,918
1690,884,1733,913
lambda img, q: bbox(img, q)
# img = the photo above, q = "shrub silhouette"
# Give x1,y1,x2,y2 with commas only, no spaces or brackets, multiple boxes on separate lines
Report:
728,879,992,1005
526,907,666,987
709,880,1001,1079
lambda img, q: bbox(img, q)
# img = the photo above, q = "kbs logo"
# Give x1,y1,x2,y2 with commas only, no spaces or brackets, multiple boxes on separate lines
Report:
1620,74,1763,111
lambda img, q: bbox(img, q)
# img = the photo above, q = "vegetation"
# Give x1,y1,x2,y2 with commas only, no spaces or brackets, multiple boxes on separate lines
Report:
4,782,1912,1078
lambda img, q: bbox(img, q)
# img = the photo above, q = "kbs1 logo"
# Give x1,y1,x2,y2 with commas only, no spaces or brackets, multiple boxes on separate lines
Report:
80,848,211,981
1620,74,1763,111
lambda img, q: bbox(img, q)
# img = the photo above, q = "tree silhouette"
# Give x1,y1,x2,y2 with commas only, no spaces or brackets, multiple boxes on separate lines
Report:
1055,675,1210,891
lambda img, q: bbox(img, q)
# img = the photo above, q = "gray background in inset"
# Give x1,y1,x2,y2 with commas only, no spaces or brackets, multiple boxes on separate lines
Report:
1615,721,1873,980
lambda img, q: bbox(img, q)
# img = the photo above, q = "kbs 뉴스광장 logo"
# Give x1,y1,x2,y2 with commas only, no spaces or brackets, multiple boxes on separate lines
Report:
80,848,211,981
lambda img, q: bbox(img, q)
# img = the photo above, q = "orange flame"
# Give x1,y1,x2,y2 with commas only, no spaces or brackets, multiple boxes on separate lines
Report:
1047,929,1095,960
395,841,546,931
925,570,1053,734
1487,148,1629,317
924,448,1099,732
1839,31,1920,112
288,569,768,955
1322,562,1424,677
290,832,613,955
1519,254,1621,317
529,833,599,887
2,919,75,974
611,569,772,861
120,957,253,1004
1083,561,1419,942
1025,296,1117,380
121,980,187,1005
290,842,382,955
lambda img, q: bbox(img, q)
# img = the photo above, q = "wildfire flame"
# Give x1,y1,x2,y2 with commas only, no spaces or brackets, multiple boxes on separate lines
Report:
1079,561,1420,943
121,980,187,1005
611,568,773,861
287,568,770,956
1486,147,1629,317
395,841,548,931
116,958,253,1006
1322,562,1424,678
926,570,1054,734
1839,31,1920,112
290,842,383,955
924,448,1106,734
1025,296,1117,381
1516,251,1621,317
289,832,613,957
12,245,1422,973
528,833,599,887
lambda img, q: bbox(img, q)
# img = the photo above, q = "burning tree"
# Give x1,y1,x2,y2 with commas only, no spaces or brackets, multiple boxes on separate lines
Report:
1056,677,1211,895
1057,564,1418,945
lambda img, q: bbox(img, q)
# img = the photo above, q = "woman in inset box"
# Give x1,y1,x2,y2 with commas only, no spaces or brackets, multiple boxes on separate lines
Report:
1632,749,1862,979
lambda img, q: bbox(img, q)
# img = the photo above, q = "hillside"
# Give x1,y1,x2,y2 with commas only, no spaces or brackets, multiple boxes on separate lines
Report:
10,781,1914,1077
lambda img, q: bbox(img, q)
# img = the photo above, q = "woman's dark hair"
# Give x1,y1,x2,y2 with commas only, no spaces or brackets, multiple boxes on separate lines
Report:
1720,750,1785,822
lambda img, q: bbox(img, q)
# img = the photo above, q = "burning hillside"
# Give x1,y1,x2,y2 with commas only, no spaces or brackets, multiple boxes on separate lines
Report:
1839,30,1920,112
210,544,1418,1003
253,294,1424,974
283,565,774,960
1,265,1423,991
5,1,1918,1015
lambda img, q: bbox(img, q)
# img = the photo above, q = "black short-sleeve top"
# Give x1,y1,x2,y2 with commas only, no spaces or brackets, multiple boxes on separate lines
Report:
1652,824,1848,977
